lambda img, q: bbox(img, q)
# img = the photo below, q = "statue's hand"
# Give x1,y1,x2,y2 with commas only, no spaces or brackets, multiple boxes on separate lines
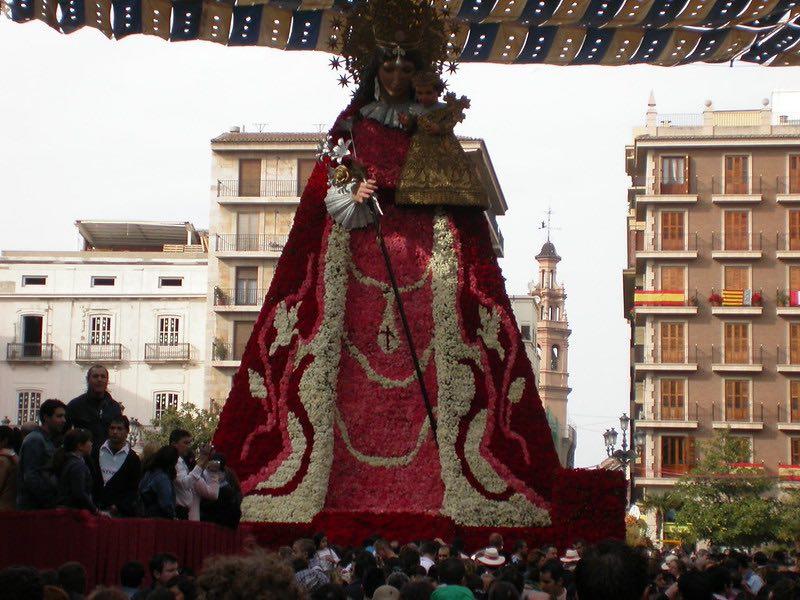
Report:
353,179,377,204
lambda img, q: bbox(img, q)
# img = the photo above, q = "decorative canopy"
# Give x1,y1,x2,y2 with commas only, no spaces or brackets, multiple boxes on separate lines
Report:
3,0,800,66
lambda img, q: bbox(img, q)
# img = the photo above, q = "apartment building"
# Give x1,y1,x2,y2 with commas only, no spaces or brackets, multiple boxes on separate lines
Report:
0,221,208,426
204,129,508,403
623,94,800,499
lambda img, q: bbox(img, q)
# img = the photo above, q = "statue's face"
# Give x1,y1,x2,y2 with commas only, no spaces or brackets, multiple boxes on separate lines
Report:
378,59,416,101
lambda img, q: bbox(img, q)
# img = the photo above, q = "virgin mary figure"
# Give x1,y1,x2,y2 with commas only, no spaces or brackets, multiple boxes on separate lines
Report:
212,0,563,532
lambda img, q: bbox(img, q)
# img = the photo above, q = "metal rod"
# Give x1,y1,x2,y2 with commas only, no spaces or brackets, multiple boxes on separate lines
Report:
367,197,439,446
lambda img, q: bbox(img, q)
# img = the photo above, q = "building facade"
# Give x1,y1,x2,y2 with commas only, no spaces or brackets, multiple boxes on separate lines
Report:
204,129,508,403
0,221,208,427
527,240,576,467
623,95,800,499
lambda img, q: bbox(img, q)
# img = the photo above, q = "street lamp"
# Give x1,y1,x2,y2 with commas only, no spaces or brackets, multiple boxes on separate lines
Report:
603,412,645,504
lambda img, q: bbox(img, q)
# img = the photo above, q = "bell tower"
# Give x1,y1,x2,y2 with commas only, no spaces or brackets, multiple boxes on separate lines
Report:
529,237,575,467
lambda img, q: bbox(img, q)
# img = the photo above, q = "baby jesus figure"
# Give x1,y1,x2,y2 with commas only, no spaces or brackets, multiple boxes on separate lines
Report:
395,72,487,208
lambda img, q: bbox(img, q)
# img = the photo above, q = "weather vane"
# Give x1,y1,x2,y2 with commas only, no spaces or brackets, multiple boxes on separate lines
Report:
538,206,561,242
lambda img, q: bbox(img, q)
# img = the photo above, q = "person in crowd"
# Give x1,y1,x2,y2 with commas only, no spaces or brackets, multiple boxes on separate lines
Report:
573,540,648,600
437,545,451,564
0,566,44,600
197,551,303,600
431,558,472,600
67,365,123,448
293,537,330,593
364,567,388,600
559,549,580,573
347,551,379,600
119,561,146,599
0,425,21,510
164,575,197,600
738,553,765,596
55,428,98,514
131,554,180,600
400,580,435,600
387,572,411,592
313,532,341,575
93,416,141,517
542,547,558,563
57,562,87,600
18,398,66,509
488,534,504,556
138,446,178,519
169,429,212,520
676,570,712,600
199,453,241,528
538,560,566,600
510,541,527,565
373,584,401,600
420,542,438,574
486,581,517,600
375,539,401,573
573,540,586,560
88,588,129,600
474,548,506,571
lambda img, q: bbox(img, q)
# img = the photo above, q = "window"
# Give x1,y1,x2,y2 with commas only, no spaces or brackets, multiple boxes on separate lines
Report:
91,276,116,287
17,391,41,425
520,324,531,341
660,379,685,420
233,320,255,360
789,155,799,194
236,212,259,251
154,392,179,421
536,344,542,361
790,381,800,422
792,438,800,465
790,266,800,293
660,266,685,292
22,276,46,286
789,210,800,251
724,210,749,251
724,322,749,364
725,379,750,421
724,155,749,194
633,442,645,477
660,156,688,194
661,435,693,476
235,267,259,306
21,315,43,355
158,277,183,288
550,345,559,371
297,158,317,195
792,323,800,365
660,211,685,251
90,315,112,345
660,322,685,363
158,316,180,346
239,159,261,197
724,266,749,291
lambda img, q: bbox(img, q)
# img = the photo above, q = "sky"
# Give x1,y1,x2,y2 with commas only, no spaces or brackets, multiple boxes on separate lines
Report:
2,18,800,467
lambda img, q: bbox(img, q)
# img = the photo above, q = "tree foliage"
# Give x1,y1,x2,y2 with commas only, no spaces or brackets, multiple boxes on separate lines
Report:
671,431,778,547
142,403,221,450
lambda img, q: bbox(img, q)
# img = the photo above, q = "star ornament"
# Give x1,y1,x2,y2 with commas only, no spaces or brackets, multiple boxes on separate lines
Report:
337,74,351,87
329,56,342,70
446,61,459,74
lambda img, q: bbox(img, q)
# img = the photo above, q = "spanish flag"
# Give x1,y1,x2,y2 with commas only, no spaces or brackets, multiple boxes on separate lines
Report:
634,290,685,306
722,289,752,307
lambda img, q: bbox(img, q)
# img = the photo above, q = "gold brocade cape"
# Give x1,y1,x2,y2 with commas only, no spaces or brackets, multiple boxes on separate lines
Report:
396,104,487,209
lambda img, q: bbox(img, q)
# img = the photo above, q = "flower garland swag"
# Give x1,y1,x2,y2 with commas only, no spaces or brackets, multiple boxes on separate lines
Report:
213,101,625,547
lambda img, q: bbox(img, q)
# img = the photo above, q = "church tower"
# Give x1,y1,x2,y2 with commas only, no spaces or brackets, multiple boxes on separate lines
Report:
529,239,576,467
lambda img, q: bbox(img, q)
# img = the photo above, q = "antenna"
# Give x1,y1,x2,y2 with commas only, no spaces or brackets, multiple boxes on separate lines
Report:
253,123,268,132
313,123,327,133
538,206,561,241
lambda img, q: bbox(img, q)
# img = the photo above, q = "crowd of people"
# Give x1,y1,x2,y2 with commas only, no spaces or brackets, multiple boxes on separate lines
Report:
0,364,241,526
1,533,799,599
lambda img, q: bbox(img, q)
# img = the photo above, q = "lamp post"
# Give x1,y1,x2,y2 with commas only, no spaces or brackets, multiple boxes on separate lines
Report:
603,412,644,505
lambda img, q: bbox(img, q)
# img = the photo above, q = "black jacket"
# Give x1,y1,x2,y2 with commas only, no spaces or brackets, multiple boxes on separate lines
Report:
67,392,123,447
57,453,97,513
92,446,141,517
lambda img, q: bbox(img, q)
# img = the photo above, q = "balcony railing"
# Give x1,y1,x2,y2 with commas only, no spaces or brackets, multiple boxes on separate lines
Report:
213,287,267,306
777,232,800,252
712,401,764,423
710,175,764,195
711,344,763,366
655,113,703,127
640,344,698,365
711,232,762,252
215,234,289,253
650,174,699,195
777,176,800,195
144,343,191,362
7,343,54,361
75,343,123,362
211,342,235,362
217,179,299,198
641,232,698,252
657,402,699,422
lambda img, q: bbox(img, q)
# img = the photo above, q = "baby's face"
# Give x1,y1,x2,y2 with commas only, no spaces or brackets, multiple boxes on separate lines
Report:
415,85,438,107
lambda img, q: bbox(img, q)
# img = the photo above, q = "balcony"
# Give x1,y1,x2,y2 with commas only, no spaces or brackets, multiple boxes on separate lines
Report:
710,344,763,373
634,345,698,373
776,403,800,430
635,175,699,207
636,403,700,430
776,347,800,373
144,343,191,363
709,290,763,316
214,234,288,257
211,342,240,369
213,287,267,312
75,343,123,363
776,176,800,204
710,175,763,204
711,401,764,430
776,233,800,260
632,291,698,316
216,179,299,201
711,232,762,260
636,233,698,261
6,343,54,362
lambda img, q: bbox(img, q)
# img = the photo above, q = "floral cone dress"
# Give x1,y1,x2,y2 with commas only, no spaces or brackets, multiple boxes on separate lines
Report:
212,101,562,529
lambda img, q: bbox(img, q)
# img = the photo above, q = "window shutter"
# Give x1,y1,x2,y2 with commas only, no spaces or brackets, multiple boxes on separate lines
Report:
661,266,686,293
724,266,749,291
790,155,800,194
238,159,261,197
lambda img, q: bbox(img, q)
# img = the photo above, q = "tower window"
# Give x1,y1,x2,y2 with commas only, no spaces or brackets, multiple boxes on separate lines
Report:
551,345,560,370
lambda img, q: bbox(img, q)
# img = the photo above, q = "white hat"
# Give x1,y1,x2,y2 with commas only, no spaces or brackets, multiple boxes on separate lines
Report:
474,547,506,567
560,549,580,563
661,555,679,570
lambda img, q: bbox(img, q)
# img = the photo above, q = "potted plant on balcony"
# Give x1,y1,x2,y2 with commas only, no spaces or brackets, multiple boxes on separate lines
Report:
708,292,723,307
213,286,228,306
777,288,789,308
751,291,763,307
212,338,228,361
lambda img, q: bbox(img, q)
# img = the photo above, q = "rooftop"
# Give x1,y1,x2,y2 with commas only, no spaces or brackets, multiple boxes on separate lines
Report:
212,130,482,144
75,220,204,252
